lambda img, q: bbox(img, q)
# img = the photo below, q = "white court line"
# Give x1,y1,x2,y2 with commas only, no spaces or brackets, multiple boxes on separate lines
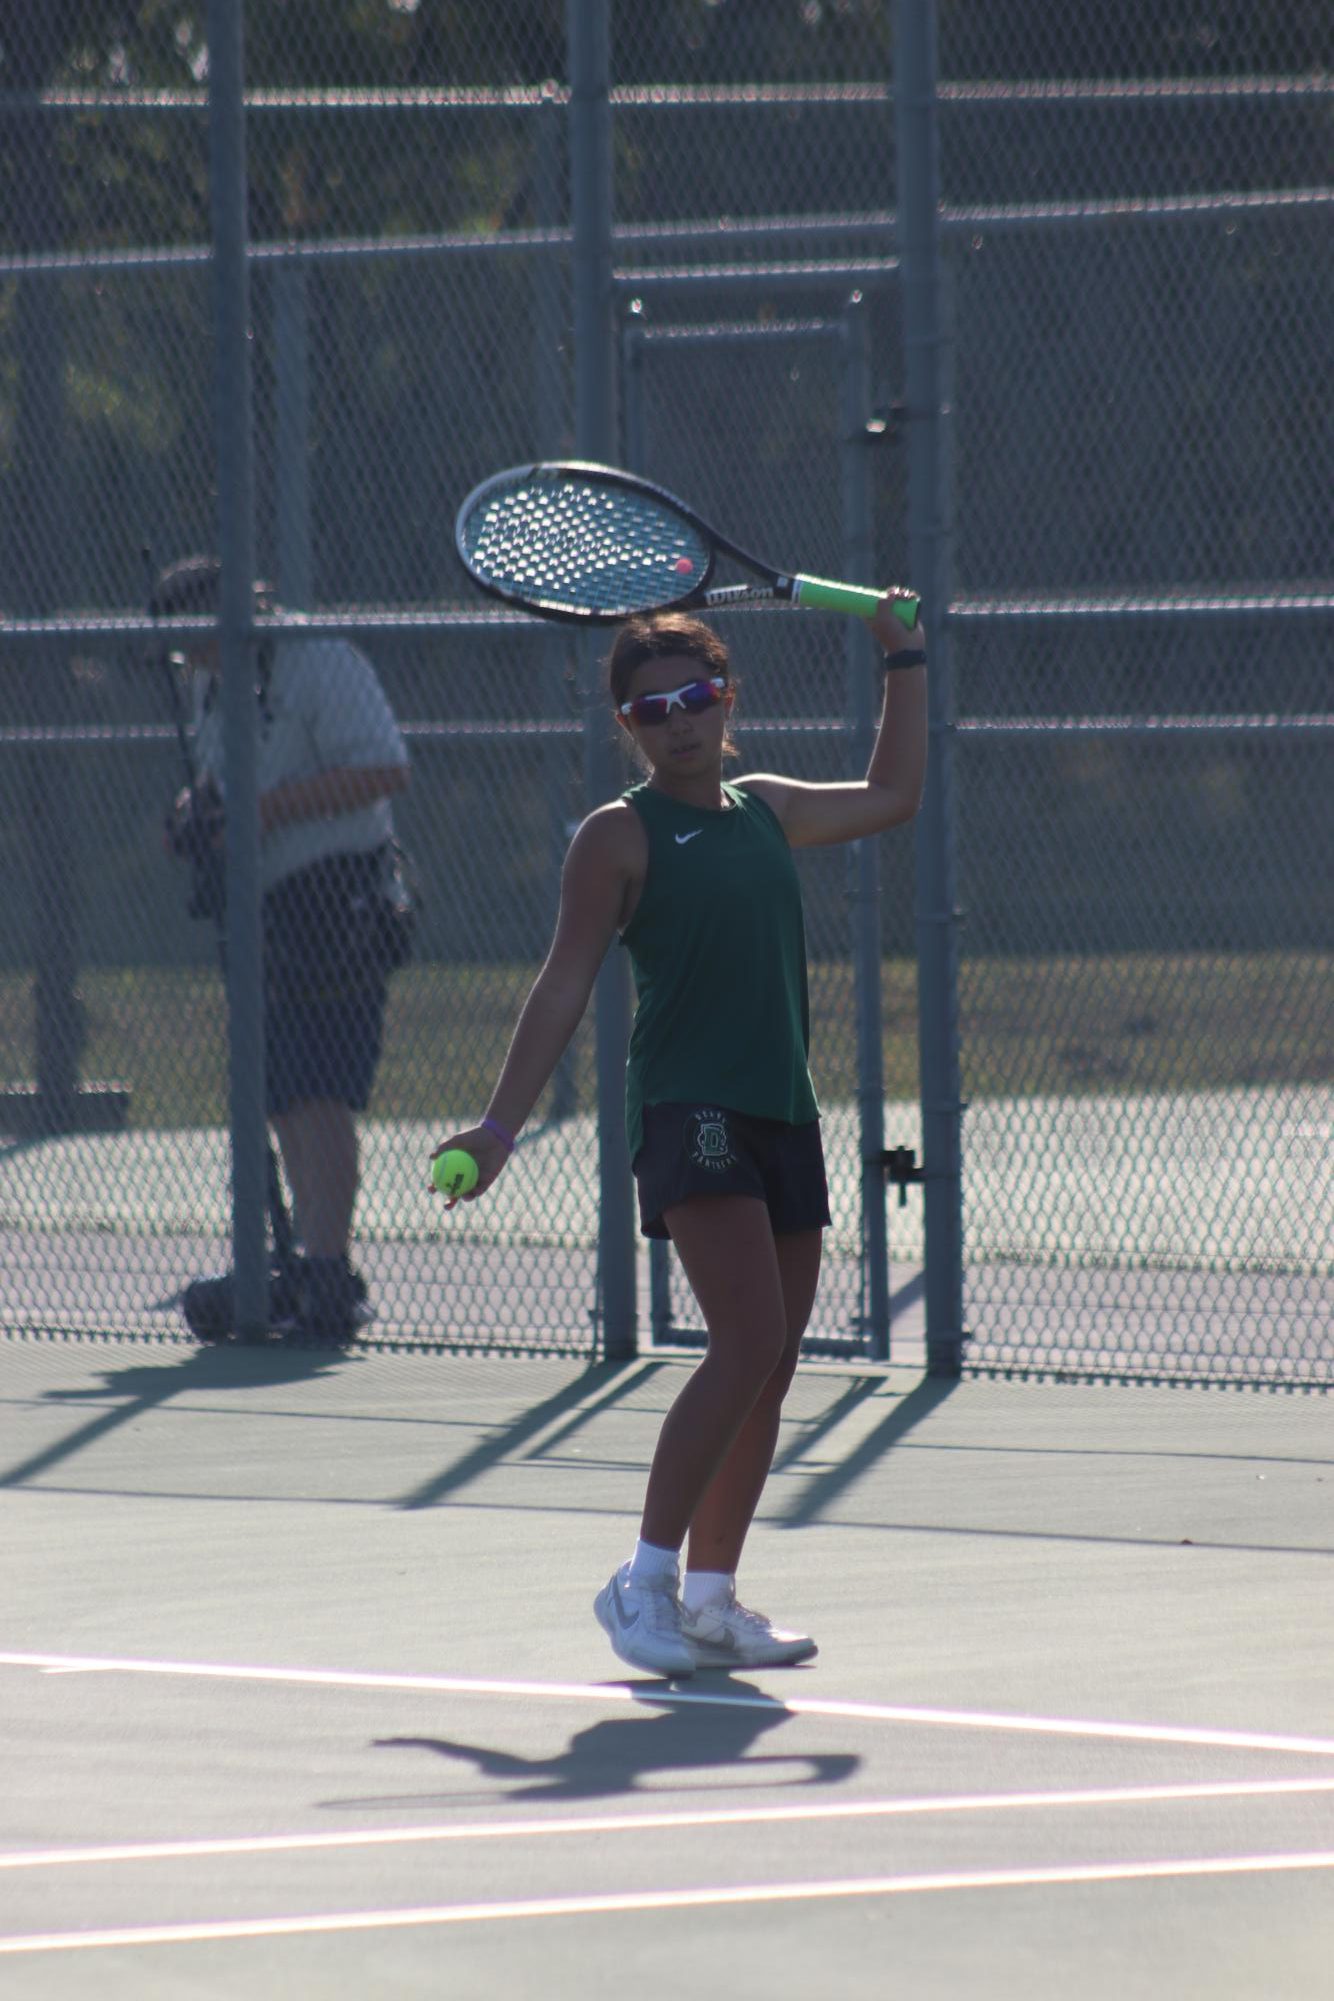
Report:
5,1649,1334,1760
3,1851,1334,1955
4,1777,1334,1873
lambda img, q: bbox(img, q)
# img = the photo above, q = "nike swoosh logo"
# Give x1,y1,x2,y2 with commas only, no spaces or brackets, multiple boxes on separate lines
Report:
692,1624,738,1652
612,1578,640,1629
675,830,702,845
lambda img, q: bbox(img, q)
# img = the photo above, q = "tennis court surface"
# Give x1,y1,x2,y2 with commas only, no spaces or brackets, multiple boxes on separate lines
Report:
3,1338,1332,1997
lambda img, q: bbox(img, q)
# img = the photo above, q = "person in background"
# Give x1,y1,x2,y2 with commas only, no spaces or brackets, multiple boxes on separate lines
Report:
157,555,411,1346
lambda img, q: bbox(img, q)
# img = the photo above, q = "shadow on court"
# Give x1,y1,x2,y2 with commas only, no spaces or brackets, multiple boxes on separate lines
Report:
0,1342,351,1492
354,1683,858,1805
776,1369,959,1527
394,1359,671,1511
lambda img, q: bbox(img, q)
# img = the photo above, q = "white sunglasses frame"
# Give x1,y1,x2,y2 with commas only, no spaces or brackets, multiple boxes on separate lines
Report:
618,675,728,723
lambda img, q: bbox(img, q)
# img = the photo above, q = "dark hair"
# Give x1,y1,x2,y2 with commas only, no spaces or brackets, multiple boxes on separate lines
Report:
149,554,275,621
605,611,731,708
606,611,738,767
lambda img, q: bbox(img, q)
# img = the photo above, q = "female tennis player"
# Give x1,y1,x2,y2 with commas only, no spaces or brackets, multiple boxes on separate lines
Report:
431,594,926,1675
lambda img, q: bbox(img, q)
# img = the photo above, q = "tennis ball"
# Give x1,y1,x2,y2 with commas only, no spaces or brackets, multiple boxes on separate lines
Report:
432,1148,479,1199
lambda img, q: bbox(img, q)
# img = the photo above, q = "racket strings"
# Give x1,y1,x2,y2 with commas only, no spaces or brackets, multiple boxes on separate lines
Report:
460,479,710,618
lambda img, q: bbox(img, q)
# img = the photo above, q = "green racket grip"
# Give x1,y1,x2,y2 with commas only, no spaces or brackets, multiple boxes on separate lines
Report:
789,574,920,628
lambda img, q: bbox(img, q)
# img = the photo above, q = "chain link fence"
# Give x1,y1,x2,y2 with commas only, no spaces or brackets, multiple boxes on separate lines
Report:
939,14,1332,1383
0,6,1328,1380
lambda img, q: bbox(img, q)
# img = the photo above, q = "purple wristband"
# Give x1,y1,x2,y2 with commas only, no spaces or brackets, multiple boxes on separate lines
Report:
482,1115,516,1154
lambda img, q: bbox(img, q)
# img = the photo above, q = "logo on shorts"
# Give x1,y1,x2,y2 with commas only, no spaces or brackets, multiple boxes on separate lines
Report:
685,1108,736,1174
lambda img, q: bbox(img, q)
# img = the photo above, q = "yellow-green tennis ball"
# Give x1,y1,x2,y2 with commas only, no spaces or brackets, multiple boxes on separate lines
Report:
432,1149,478,1198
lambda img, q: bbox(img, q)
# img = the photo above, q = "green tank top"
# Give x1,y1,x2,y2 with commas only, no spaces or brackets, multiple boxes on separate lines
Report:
621,779,819,1161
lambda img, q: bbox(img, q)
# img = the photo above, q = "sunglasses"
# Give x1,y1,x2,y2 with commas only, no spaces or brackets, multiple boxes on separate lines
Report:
618,676,727,727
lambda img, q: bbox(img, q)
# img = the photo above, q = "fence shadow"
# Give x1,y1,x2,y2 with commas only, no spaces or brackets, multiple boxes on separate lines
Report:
0,1340,349,1491
776,1370,959,1529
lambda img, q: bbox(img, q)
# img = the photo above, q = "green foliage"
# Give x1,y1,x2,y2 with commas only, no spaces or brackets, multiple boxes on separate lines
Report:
2,951,1324,1127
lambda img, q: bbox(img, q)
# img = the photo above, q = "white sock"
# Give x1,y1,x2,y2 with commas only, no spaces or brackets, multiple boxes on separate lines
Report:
628,1538,680,1586
683,1569,734,1614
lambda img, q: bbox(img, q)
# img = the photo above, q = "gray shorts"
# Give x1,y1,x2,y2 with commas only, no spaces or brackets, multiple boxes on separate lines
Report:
633,1102,831,1241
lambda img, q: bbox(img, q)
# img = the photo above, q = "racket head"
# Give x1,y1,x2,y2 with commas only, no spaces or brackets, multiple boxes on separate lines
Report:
455,461,719,625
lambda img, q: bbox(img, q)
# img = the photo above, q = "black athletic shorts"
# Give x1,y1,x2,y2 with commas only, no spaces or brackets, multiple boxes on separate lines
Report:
265,991,385,1117
633,1102,831,1241
262,853,390,1117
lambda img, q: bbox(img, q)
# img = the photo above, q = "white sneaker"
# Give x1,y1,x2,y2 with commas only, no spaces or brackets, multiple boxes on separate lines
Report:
681,1589,818,1668
594,1563,695,1678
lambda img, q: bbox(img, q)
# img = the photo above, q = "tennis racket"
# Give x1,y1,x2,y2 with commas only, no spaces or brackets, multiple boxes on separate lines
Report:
455,460,919,631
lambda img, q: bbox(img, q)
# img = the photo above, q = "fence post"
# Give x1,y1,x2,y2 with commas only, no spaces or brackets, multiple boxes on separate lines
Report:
619,308,677,1347
534,88,579,1124
840,293,892,1359
11,73,80,1134
207,0,267,1340
567,0,638,1360
273,263,312,612
892,2,965,1376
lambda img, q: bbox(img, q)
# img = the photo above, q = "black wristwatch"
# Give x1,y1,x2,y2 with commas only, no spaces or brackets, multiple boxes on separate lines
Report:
882,647,927,671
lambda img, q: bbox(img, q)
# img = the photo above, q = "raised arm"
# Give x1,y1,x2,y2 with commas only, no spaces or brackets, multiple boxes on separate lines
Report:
740,592,927,848
429,801,641,1200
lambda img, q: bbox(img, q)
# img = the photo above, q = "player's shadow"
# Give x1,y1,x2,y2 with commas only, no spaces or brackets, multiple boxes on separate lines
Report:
0,1340,346,1491
340,1686,859,1807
